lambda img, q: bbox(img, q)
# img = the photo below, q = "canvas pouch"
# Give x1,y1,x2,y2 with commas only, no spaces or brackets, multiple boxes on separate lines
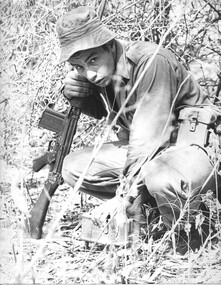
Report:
176,107,217,147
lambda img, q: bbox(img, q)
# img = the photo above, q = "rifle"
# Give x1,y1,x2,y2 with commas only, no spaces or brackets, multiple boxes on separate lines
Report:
28,98,83,239
28,1,108,239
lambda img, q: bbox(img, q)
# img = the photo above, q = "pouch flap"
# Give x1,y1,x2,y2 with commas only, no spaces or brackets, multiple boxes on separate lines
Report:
178,107,216,125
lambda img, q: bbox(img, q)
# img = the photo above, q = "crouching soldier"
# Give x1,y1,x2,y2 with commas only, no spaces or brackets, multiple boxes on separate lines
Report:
56,6,221,253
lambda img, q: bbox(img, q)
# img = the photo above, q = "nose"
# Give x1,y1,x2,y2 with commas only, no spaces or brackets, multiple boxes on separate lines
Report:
85,70,97,83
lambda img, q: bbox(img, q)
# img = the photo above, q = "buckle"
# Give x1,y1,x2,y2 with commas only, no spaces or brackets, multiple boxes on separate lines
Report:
189,111,199,132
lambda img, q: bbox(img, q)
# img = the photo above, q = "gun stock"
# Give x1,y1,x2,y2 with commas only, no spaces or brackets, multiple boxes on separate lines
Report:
28,99,83,239
28,177,59,239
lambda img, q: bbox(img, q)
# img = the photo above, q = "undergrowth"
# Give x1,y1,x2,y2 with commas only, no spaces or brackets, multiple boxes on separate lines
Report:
0,0,221,283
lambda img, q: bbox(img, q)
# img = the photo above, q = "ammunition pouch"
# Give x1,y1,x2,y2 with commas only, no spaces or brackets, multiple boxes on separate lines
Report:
176,107,218,149
175,106,221,202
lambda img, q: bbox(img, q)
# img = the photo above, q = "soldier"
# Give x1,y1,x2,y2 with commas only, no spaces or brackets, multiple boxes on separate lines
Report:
56,6,220,253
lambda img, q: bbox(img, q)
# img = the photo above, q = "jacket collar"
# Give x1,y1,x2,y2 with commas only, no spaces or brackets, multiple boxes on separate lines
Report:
114,39,131,80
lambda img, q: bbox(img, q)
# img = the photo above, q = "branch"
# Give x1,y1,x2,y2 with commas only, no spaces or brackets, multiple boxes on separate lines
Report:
203,0,221,17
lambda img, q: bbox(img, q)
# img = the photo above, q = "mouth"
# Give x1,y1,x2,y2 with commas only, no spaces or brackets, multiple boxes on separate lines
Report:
94,76,112,87
94,78,106,86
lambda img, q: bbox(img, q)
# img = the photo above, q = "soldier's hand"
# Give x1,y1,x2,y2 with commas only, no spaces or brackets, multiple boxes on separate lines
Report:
91,195,134,229
124,195,143,221
63,70,90,99
91,197,120,228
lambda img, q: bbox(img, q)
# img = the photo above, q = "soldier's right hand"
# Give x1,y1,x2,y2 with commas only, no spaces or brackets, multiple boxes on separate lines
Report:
63,70,90,99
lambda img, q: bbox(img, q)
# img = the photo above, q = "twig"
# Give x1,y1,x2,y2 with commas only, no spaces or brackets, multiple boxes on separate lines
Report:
98,0,107,20
0,98,8,105
202,0,221,17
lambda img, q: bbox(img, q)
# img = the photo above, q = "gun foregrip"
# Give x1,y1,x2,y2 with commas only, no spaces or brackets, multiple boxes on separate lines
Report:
33,152,55,172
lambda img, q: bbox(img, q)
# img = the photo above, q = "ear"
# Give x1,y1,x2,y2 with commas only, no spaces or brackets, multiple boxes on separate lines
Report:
107,40,115,52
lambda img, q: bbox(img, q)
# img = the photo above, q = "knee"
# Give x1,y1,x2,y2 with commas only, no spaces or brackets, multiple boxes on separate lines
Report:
62,155,72,182
62,151,85,185
141,160,169,197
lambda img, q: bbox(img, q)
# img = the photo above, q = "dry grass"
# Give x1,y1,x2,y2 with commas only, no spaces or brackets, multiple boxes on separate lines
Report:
0,0,221,283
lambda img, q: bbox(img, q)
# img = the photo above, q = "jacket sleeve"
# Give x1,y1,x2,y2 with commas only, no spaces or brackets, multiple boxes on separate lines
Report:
123,54,198,176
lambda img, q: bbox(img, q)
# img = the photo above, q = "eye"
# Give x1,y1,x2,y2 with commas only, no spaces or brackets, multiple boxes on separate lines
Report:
75,65,84,72
89,57,98,65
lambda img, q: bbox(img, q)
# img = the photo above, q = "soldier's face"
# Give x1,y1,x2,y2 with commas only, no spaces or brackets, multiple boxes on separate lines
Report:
68,44,115,87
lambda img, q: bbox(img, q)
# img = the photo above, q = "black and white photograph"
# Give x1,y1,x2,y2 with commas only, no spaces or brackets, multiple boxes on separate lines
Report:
0,0,220,283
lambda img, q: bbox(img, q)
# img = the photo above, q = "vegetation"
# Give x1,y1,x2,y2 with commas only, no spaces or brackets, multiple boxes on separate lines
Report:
0,0,220,283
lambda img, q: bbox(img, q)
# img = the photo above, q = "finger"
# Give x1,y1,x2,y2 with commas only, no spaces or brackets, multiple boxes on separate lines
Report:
126,195,142,220
91,208,108,228
64,86,89,99
68,70,88,83
68,69,80,78
91,211,102,227
66,84,90,94
64,91,88,99
64,78,90,89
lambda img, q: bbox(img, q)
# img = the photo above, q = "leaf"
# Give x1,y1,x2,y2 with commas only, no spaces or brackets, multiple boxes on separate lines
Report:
195,212,205,230
184,222,191,234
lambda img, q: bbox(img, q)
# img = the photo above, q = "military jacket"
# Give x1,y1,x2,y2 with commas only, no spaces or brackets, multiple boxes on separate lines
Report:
81,39,212,175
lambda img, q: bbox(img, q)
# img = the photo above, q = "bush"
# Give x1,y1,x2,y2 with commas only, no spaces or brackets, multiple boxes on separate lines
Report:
0,0,220,283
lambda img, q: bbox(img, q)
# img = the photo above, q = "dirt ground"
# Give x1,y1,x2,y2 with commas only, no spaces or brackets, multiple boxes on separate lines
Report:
1,158,221,284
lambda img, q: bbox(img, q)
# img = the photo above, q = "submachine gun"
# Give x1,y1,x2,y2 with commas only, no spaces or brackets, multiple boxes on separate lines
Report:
28,97,83,239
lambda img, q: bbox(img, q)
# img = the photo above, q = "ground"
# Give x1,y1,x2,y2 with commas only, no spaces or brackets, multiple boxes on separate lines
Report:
0,154,221,283
1,0,221,283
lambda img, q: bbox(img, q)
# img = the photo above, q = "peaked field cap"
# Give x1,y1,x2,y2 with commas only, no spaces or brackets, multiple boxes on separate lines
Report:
56,6,116,63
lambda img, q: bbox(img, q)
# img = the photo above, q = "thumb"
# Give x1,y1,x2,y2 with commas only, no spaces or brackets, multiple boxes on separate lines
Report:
126,195,142,221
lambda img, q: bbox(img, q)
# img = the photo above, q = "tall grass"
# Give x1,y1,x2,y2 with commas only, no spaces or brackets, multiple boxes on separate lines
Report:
0,0,221,283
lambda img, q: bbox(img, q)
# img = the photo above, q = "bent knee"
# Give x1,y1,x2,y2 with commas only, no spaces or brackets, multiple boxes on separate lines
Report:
141,160,170,196
62,155,72,182
62,151,86,184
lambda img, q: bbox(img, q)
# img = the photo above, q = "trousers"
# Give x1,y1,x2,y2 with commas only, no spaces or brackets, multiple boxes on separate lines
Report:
62,141,218,227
